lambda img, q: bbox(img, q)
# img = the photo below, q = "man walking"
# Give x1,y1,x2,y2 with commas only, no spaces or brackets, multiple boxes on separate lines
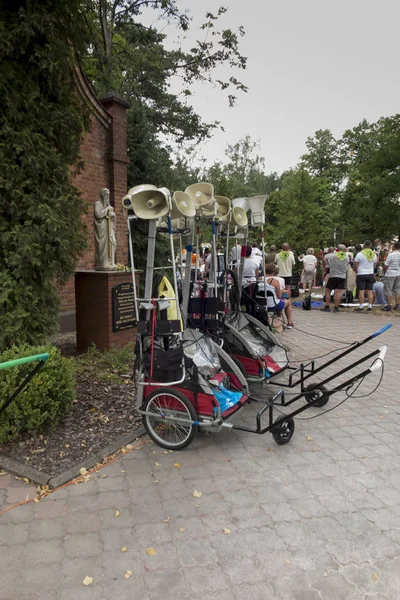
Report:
353,240,377,312
382,241,400,311
320,244,349,313
275,243,295,294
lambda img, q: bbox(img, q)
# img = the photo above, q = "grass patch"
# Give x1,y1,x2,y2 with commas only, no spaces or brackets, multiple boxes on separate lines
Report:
74,343,134,381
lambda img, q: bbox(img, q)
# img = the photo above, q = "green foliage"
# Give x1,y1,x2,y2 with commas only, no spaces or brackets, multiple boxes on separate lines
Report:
301,119,400,243
81,1,247,190
0,0,90,350
75,342,134,374
340,117,400,241
266,169,336,253
0,346,75,444
203,136,279,199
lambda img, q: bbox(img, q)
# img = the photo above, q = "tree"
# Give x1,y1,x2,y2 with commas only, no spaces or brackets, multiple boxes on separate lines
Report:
83,2,247,143
203,136,279,199
265,169,336,253
340,116,400,241
0,0,90,350
301,129,344,190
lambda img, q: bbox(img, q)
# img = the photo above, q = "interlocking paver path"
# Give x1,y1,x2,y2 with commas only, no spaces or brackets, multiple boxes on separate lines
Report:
0,309,399,599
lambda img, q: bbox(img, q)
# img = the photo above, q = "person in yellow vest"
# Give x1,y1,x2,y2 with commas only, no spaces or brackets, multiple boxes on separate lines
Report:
274,243,295,295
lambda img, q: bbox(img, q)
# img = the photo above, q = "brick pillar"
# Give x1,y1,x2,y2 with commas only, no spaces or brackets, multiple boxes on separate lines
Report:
100,93,130,267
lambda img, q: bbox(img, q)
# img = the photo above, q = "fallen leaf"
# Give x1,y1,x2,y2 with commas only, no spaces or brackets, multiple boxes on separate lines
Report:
372,572,378,583
146,547,157,556
306,436,313,441
153,479,159,484
192,490,202,498
174,463,181,468
223,528,232,535
33,498,40,503
162,517,170,523
124,570,132,579
99,474,107,478
83,576,93,586
195,504,200,508
163,451,168,455
115,510,121,518
79,467,87,476
324,571,328,577
154,462,161,467
23,478,30,484
121,547,127,552
125,444,135,451
179,527,185,533
65,444,70,448
284,559,291,565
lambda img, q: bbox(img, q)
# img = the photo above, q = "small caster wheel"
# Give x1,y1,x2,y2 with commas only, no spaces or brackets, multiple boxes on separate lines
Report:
304,384,329,407
272,416,295,445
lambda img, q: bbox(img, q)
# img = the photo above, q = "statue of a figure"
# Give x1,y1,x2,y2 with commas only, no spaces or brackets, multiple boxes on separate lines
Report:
94,188,117,270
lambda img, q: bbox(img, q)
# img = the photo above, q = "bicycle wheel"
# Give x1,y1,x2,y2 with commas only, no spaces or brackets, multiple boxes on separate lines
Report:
142,388,197,450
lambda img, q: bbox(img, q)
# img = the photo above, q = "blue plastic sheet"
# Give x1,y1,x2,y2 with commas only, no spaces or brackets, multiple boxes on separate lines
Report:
212,387,243,413
292,301,324,308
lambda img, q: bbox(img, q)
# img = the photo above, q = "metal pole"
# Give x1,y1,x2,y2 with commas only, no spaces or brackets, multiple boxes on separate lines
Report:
167,216,182,325
127,215,140,323
181,218,194,320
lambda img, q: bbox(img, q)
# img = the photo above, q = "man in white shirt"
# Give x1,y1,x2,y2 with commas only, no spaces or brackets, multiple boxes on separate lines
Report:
274,243,295,294
230,242,242,266
382,241,400,311
353,240,377,311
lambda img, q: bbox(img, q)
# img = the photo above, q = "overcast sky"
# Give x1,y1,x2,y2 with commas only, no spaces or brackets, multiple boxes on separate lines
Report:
149,0,400,174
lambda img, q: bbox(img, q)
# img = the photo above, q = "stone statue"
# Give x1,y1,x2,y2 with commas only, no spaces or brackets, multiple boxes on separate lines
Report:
94,188,116,270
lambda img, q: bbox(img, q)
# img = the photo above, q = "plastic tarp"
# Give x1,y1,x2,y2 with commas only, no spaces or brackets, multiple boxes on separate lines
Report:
212,386,243,413
184,335,221,377
239,326,268,357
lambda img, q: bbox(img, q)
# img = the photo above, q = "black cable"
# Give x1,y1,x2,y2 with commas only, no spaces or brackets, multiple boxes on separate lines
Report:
289,324,355,345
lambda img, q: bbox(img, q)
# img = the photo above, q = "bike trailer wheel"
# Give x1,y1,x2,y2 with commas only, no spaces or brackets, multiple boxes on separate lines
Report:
142,388,197,450
271,416,295,445
304,384,329,407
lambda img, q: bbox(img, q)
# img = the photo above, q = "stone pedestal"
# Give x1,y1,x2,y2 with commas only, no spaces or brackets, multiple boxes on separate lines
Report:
75,270,138,351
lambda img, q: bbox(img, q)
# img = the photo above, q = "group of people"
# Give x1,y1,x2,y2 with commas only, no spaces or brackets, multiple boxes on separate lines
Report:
237,243,294,329
177,237,399,327
320,240,400,313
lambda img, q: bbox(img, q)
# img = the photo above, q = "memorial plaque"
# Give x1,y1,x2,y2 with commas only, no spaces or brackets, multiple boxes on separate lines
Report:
112,282,136,332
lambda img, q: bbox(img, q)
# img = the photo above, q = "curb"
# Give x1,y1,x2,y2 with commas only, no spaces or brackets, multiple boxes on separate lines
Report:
0,427,147,489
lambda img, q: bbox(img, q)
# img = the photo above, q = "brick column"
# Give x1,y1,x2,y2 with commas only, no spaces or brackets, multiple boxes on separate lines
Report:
75,271,138,351
100,93,130,267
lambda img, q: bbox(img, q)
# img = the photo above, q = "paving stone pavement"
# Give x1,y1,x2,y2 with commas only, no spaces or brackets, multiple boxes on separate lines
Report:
0,309,399,600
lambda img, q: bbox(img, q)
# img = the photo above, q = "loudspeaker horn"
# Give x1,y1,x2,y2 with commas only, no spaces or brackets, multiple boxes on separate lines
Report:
122,184,170,219
232,206,248,227
215,195,231,220
231,197,249,213
185,182,214,210
170,191,196,219
248,195,267,225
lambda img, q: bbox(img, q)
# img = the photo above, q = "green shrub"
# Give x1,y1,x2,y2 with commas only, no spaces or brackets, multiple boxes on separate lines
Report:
0,345,75,444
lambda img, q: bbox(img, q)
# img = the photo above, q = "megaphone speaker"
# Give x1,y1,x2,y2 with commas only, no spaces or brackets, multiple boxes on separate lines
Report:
248,195,267,225
232,206,248,227
231,197,249,213
215,195,231,220
171,191,196,219
123,184,170,219
185,182,214,209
